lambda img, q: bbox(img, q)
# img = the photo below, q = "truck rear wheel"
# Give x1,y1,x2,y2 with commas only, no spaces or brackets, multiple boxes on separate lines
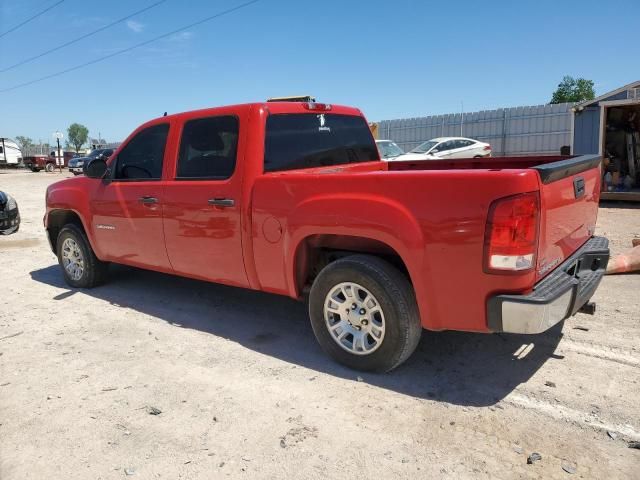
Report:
56,224,109,288
309,255,422,372
45,163,55,173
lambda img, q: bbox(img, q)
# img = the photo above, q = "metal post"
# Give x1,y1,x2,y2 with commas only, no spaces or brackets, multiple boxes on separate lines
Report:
56,137,62,173
460,101,464,136
502,110,508,157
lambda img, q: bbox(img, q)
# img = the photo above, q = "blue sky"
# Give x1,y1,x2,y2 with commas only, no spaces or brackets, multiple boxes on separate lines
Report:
0,0,637,144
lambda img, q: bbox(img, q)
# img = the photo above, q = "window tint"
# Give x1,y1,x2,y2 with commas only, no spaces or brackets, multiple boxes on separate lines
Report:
114,124,169,180
437,141,455,152
177,116,238,179
264,114,378,172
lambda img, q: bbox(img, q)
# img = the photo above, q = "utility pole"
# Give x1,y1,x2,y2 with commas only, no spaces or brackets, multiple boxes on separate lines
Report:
53,131,64,173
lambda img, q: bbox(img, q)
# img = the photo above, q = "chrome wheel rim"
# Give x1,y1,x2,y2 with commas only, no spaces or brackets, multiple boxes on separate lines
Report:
61,238,84,281
324,282,386,355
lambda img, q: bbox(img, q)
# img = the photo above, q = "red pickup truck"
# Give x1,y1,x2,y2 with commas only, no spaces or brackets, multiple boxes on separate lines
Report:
24,151,77,172
44,100,609,372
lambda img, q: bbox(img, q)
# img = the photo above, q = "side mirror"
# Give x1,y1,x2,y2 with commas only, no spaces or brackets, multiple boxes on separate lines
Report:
84,158,109,179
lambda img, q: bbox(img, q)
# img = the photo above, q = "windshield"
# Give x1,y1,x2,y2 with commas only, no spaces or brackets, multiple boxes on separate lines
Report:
378,141,404,158
410,140,439,154
87,149,103,158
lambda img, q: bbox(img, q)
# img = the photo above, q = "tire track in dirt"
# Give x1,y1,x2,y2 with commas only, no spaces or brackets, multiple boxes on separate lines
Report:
556,338,640,368
504,392,640,440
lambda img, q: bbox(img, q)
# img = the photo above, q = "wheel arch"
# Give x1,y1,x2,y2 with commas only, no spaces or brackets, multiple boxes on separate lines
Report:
46,209,93,254
292,234,413,299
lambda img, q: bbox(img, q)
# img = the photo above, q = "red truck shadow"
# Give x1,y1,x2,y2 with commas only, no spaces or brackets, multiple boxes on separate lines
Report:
30,264,563,407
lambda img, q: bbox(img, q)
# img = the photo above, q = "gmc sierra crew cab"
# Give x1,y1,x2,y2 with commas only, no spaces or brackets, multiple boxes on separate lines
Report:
44,100,610,372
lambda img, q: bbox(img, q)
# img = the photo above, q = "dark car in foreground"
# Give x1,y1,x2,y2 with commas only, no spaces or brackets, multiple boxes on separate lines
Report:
0,191,20,234
68,149,114,175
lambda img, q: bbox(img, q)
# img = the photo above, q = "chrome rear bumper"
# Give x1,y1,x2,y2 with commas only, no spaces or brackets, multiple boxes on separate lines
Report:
487,236,609,334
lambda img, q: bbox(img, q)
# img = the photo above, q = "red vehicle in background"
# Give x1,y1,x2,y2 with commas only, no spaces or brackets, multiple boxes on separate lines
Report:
24,151,78,172
43,99,609,372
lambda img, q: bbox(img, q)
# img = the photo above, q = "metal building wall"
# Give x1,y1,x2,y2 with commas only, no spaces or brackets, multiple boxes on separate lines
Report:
573,106,600,154
377,103,572,156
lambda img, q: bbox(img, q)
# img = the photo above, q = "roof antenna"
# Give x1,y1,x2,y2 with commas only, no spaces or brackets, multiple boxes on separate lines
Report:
163,111,167,117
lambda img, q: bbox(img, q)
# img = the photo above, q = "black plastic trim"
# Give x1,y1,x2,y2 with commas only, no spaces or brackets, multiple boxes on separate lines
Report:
487,236,610,332
532,154,601,184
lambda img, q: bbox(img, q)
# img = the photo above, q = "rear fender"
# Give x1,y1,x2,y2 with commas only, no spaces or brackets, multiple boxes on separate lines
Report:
286,193,429,323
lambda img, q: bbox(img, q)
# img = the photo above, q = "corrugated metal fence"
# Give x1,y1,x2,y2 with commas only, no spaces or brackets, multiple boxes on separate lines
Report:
377,103,572,156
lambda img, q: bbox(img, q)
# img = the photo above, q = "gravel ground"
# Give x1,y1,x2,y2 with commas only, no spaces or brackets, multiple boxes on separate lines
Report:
1,170,639,479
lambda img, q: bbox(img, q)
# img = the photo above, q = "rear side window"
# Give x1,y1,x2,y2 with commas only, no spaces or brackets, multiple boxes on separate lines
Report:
264,114,378,172
114,124,169,180
177,116,239,179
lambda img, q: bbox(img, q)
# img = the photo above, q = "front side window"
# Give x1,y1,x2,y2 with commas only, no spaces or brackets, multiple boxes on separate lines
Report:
438,141,456,152
177,116,239,179
264,114,378,172
114,124,169,180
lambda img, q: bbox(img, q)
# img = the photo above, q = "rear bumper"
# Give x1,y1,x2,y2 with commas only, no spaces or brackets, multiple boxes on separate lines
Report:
487,236,609,334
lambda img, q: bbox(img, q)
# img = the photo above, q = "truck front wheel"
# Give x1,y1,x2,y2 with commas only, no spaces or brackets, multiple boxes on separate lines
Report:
309,255,422,372
56,224,109,288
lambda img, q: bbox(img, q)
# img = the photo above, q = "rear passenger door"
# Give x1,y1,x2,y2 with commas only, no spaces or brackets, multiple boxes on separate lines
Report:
162,114,249,288
449,139,473,158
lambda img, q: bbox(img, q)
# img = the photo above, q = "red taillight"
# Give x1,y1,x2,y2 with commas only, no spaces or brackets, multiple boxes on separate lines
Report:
484,192,539,273
483,145,491,151
303,102,332,111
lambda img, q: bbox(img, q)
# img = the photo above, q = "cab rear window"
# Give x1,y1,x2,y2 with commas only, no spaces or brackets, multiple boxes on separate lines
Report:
264,114,379,172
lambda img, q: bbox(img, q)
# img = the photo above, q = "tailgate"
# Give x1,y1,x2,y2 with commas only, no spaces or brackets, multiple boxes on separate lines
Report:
533,155,602,282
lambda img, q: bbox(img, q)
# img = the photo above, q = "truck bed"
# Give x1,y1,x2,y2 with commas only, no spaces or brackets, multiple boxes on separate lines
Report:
252,154,602,332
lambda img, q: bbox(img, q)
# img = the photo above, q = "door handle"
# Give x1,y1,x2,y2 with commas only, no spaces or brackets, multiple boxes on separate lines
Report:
139,196,158,204
208,198,235,207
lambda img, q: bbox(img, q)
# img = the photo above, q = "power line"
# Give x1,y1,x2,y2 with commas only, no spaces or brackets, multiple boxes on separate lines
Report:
0,0,262,94
1,0,167,73
0,0,65,39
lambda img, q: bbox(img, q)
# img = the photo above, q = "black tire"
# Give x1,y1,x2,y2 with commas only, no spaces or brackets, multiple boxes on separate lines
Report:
56,224,109,288
30,167,40,172
45,163,55,173
309,255,422,372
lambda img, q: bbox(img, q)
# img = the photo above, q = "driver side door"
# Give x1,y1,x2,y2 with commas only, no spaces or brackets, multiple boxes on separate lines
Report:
432,140,456,158
90,123,173,272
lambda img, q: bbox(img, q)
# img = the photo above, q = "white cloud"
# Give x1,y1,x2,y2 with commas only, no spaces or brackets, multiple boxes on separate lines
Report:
126,20,144,33
170,31,193,42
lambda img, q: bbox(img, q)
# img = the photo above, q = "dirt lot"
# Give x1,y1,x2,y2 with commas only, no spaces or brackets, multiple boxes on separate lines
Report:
1,170,639,479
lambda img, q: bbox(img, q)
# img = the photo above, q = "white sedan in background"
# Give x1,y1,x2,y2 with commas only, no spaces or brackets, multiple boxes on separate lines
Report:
375,139,404,160
390,137,491,161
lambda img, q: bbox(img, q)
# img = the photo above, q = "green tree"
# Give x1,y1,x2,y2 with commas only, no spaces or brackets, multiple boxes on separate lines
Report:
550,76,595,104
67,123,89,153
15,135,34,154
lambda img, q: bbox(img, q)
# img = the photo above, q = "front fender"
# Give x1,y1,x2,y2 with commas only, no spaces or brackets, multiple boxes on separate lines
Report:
45,180,102,258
